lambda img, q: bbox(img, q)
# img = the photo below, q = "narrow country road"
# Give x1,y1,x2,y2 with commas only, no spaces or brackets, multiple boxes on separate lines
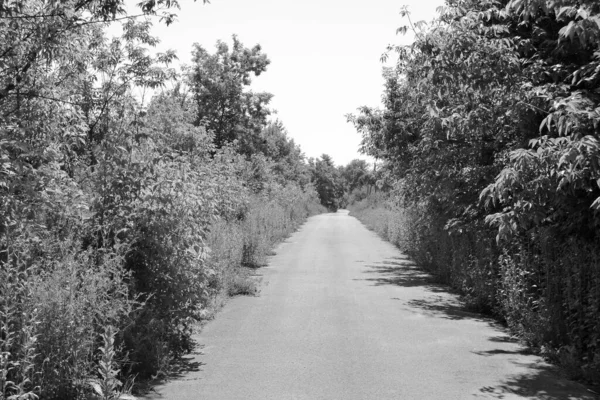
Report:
144,211,596,400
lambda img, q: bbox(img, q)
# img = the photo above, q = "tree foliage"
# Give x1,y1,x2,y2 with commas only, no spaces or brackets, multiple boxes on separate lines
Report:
190,35,272,152
310,154,344,210
349,0,600,381
0,1,324,398
340,159,373,194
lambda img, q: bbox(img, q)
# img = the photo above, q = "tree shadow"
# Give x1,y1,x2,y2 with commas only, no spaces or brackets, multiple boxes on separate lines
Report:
477,362,599,399
488,335,520,343
148,349,205,384
472,339,599,399
403,296,493,322
358,256,599,398
360,257,499,324
167,355,205,378
360,258,449,293
471,348,533,357
136,354,206,397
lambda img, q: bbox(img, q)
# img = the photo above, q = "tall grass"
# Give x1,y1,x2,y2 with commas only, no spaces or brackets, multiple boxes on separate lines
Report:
1,231,136,400
208,187,326,300
350,194,600,383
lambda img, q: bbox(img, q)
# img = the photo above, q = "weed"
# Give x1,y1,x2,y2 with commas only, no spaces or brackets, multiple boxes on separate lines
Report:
85,326,136,400
228,273,259,297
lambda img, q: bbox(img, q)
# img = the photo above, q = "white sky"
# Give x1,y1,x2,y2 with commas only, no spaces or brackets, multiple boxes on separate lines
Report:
138,0,445,165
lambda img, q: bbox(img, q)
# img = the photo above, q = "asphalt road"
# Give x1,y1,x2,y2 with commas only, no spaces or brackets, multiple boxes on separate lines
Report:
144,211,596,400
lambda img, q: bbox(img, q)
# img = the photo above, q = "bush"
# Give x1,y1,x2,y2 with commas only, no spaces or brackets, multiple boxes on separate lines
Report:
1,229,136,400
1,169,325,400
33,245,135,399
207,183,325,302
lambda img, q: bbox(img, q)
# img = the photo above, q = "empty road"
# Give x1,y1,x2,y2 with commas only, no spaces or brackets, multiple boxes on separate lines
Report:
145,211,596,400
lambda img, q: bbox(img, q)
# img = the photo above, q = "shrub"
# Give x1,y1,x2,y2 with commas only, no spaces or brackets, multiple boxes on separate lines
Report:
1,226,136,400
207,182,325,301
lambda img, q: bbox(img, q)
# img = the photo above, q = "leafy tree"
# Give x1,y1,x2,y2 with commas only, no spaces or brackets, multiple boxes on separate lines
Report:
340,159,374,194
350,4,524,213
256,121,310,187
349,0,600,380
190,36,272,151
479,0,600,240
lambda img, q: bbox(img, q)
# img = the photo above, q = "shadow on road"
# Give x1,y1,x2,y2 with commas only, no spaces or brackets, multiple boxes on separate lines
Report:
471,348,533,357
488,335,519,343
478,362,599,399
359,257,496,324
359,256,599,399
404,297,491,322
139,354,206,398
360,258,448,292
474,340,599,398
168,355,204,378
360,257,495,322
473,336,599,399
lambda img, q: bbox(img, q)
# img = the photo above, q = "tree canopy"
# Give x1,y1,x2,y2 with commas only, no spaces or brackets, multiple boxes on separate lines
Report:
190,35,272,152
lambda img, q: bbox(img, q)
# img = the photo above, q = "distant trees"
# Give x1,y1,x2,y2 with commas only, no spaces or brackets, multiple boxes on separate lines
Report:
307,157,378,210
309,154,343,210
340,159,375,193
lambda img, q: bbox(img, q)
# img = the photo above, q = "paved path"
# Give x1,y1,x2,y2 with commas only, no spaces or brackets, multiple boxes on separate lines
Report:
144,211,596,400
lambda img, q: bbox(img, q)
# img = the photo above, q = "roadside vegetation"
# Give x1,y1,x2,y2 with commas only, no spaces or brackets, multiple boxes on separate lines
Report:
345,0,600,384
0,1,327,399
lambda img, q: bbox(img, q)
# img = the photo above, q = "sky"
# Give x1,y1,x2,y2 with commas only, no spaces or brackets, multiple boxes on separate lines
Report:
131,0,445,166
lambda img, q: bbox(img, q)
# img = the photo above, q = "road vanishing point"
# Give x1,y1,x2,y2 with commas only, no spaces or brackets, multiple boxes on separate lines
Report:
144,211,597,400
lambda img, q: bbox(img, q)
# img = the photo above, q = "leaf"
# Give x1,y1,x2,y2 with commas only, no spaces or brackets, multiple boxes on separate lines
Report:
426,102,440,118
86,379,104,396
118,395,137,400
396,26,409,36
556,6,577,21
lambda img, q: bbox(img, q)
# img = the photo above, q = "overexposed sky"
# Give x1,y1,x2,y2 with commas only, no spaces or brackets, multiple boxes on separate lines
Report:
137,0,445,165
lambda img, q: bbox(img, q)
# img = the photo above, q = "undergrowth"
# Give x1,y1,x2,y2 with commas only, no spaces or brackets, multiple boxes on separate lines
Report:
0,185,323,400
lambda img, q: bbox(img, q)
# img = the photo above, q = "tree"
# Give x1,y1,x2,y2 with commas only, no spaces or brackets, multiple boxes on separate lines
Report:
190,35,272,151
255,121,310,187
349,1,600,379
480,0,600,239
340,159,374,194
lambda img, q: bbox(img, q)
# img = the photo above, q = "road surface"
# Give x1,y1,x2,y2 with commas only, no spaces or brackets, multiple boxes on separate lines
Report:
144,211,596,400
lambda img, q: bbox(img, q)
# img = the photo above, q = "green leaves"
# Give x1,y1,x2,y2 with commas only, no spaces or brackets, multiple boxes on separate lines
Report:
311,154,344,210
478,0,600,240
190,36,272,151
350,0,600,378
